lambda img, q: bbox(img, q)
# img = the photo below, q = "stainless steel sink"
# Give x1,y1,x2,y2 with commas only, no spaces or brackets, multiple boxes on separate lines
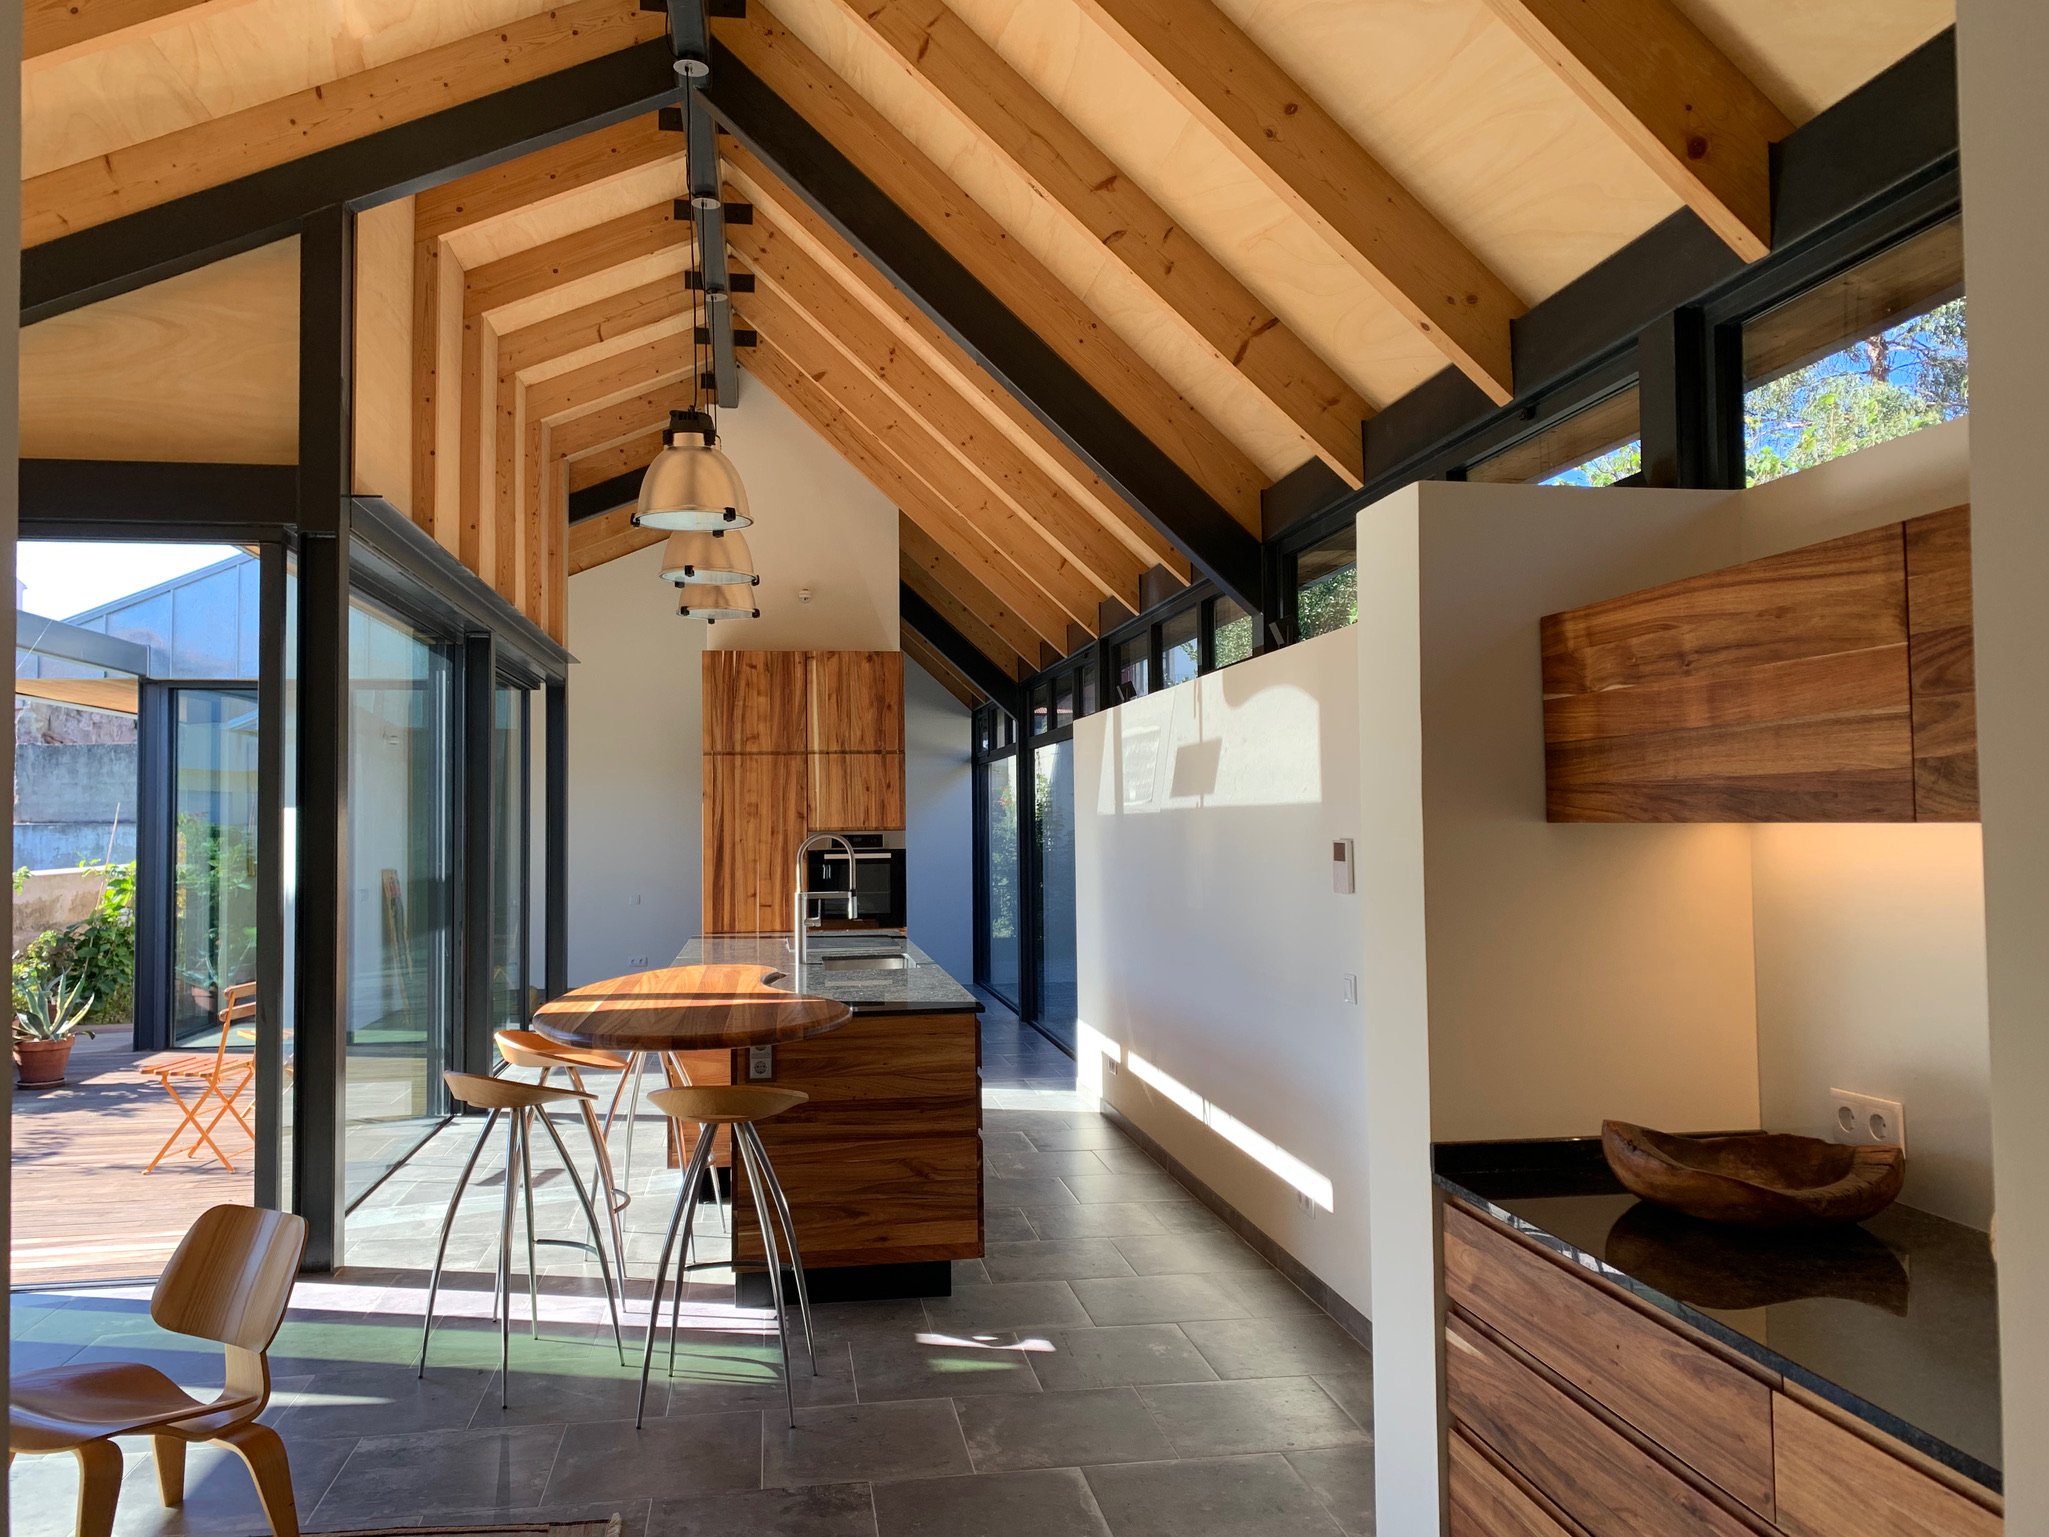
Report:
811,953,916,972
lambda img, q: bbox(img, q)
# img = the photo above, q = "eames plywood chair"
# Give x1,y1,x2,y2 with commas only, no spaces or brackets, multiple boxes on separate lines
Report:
9,1204,308,1537
638,1084,816,1429
419,1072,626,1405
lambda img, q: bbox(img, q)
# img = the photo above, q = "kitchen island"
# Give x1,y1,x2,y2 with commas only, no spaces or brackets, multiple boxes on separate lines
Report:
675,934,983,1301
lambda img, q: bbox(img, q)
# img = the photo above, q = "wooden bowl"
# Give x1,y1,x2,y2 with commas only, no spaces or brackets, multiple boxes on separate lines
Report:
1600,1120,1905,1227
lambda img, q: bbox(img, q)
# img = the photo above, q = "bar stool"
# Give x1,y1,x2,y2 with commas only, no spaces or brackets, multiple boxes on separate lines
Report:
636,1085,816,1429
492,1029,630,1269
419,1072,626,1406
602,1050,730,1236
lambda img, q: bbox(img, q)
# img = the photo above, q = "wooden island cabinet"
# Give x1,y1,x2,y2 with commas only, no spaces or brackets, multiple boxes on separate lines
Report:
703,648,905,933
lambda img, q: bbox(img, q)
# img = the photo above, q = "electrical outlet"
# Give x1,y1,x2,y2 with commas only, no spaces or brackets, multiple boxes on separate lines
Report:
626,954,649,969
1830,1088,1906,1152
1341,973,1358,1005
748,1045,775,1081
1295,1189,1317,1213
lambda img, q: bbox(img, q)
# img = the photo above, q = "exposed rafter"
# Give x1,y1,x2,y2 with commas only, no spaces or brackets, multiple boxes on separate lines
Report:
1071,0,1524,404
704,13,1263,610
898,515,1040,667
23,0,668,247
730,213,1148,605
900,627,987,709
415,114,683,244
1479,0,1793,260
836,0,1369,485
552,380,704,457
464,205,696,319
23,0,239,62
901,581,1025,714
742,336,1074,652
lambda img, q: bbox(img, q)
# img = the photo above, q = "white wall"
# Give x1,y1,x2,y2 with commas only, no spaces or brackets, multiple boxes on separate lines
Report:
1075,628,1371,1314
565,553,707,986
904,659,972,978
703,383,898,653
1958,1,2049,1526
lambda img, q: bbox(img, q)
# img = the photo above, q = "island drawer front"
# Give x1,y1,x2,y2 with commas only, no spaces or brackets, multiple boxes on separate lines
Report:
1444,1204,1776,1519
1446,1314,1756,1537
735,1133,983,1267
750,1012,982,1140
1773,1394,2000,1537
1449,1428,1585,1537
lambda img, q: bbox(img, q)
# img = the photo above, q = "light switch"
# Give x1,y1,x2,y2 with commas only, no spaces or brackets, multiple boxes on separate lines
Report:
1331,838,1355,894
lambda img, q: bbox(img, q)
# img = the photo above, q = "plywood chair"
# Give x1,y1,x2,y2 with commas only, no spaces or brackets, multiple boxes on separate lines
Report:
138,981,259,1173
9,1203,309,1537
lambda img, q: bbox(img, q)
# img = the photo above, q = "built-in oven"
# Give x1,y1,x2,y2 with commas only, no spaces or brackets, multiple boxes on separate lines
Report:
803,830,908,930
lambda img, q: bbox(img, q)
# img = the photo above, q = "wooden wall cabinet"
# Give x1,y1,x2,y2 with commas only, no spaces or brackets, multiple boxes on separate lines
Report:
702,649,908,931
1541,507,1976,822
1442,1199,2002,1537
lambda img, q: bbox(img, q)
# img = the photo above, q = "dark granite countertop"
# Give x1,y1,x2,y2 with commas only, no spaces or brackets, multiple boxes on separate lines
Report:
675,934,982,1016
1435,1138,2001,1494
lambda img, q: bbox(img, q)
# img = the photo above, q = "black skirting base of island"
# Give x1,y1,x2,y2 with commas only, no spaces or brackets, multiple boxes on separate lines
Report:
735,1259,953,1308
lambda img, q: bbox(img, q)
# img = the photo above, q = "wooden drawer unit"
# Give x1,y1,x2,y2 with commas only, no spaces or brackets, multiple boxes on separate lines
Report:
1443,1204,1775,1518
1449,1430,1582,1537
1446,1314,1755,1537
734,1132,983,1268
1774,1394,2000,1537
748,1012,982,1141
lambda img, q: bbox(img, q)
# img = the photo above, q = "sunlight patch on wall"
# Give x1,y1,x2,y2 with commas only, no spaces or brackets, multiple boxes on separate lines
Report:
1095,663,1325,817
1125,1049,1336,1211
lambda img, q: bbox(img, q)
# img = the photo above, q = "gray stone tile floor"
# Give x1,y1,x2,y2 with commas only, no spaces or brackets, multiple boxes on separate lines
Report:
9,1008,1374,1535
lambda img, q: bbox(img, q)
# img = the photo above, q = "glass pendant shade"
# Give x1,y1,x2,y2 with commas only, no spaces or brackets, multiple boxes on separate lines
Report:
659,527,757,586
633,410,753,531
677,583,761,621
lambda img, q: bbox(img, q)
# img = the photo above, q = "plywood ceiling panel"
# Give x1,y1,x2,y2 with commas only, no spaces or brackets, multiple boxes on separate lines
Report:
23,0,554,178
19,237,298,463
442,153,690,269
1672,0,1951,121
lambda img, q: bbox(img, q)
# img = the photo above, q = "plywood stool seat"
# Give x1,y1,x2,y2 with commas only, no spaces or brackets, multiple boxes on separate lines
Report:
8,1204,307,1537
418,1072,626,1404
647,1084,809,1124
494,1029,630,1074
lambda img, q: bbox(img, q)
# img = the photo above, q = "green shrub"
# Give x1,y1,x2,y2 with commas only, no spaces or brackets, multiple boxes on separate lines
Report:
12,862,136,1027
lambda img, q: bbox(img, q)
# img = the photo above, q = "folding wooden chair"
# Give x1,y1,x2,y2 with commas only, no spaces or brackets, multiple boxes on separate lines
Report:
138,982,258,1173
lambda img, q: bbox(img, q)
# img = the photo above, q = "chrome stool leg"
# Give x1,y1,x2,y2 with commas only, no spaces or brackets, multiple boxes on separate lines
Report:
518,1108,543,1340
536,1107,628,1365
734,1126,799,1427
638,1130,714,1429
497,1108,522,1407
418,1109,501,1377
742,1122,817,1373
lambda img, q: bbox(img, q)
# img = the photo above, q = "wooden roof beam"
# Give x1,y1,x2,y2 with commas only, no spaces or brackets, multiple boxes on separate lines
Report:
836,0,1368,486
465,204,695,320
902,563,1030,691
898,518,1036,676
569,505,667,573
721,144,1188,582
24,0,251,64
1478,0,1792,260
498,271,698,373
24,0,669,247
417,114,683,244
550,380,705,458
706,10,1262,610
743,337,1071,655
900,627,989,709
730,212,1149,606
739,294,1104,635
1073,0,1524,404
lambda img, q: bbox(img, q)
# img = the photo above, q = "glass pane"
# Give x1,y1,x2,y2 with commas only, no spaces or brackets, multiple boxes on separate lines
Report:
1115,636,1150,701
492,685,528,1029
1469,386,1643,487
1743,217,1967,487
982,757,1022,1007
1029,682,1051,736
1295,527,1359,640
171,689,261,1048
1160,609,1199,687
1079,666,1099,718
1212,597,1254,669
1033,740,1077,1054
279,551,297,1212
346,594,456,1202
1052,673,1074,730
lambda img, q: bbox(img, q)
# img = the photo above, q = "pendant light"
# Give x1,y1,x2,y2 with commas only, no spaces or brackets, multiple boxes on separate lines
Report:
678,583,761,622
659,526,757,587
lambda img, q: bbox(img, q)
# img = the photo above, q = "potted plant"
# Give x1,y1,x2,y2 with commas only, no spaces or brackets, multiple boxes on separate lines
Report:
13,970,96,1089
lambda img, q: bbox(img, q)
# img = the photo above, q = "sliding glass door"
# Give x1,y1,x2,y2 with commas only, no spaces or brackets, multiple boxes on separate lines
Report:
1033,739,1079,1053
169,688,261,1046
344,593,457,1201
491,682,530,1029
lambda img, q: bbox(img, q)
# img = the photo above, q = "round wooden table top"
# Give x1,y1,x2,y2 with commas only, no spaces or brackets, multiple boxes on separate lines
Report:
531,963,853,1053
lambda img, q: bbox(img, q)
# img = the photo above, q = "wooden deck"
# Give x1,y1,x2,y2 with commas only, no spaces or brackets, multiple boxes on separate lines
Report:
10,1032,253,1286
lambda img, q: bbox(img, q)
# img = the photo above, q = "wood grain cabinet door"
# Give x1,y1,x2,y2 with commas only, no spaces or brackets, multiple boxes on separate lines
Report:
811,752,906,832
703,753,808,933
1774,1395,2001,1537
1449,1431,1583,1537
704,651,807,753
807,650,905,754
1443,1205,1776,1518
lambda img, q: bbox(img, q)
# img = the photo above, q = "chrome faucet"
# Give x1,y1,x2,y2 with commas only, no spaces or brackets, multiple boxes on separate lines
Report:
793,832,860,967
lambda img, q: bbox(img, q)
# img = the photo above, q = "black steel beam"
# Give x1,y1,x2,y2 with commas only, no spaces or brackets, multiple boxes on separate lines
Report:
1637,308,1743,490
900,583,1022,715
569,470,644,524
294,206,355,1271
22,41,679,323
705,46,1262,613
460,633,499,1077
18,459,296,532
544,678,571,999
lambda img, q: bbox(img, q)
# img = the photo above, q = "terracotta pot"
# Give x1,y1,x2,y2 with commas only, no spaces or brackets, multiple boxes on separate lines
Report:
14,1037,75,1089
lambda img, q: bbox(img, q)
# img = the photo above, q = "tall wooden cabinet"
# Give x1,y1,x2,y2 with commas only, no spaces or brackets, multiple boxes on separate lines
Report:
702,649,906,934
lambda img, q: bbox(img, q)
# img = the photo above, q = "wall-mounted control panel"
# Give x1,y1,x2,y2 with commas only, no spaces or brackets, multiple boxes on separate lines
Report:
1332,838,1355,894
